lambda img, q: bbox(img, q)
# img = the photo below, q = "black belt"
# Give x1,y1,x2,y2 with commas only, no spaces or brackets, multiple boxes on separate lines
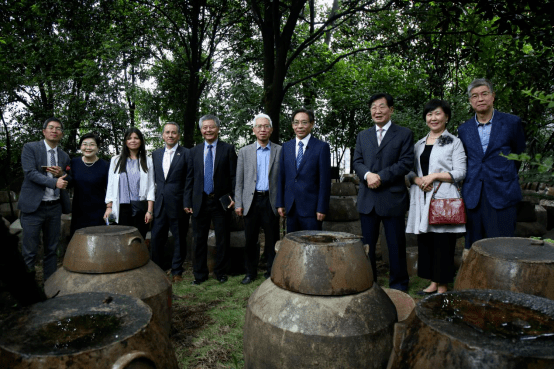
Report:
255,191,269,196
41,199,60,206
204,193,216,199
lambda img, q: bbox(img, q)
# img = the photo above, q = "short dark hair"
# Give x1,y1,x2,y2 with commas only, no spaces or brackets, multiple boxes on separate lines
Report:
79,132,100,146
467,78,494,97
43,117,63,130
368,93,394,108
164,122,180,134
422,99,451,123
291,108,315,123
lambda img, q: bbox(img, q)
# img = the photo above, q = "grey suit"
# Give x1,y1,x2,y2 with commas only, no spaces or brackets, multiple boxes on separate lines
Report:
235,141,281,277
18,140,71,281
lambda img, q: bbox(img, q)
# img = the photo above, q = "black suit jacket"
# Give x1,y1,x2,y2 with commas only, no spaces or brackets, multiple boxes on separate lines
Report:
152,145,190,218
353,122,414,217
184,140,237,217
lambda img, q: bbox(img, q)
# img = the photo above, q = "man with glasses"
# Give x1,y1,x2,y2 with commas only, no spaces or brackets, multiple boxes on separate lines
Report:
458,78,526,258
18,117,71,282
276,108,331,232
235,114,282,284
353,93,413,292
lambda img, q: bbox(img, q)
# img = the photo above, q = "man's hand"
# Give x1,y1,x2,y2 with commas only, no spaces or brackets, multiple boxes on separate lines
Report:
47,166,63,177
278,207,286,217
317,212,326,221
366,172,381,189
145,211,153,224
184,207,193,214
56,174,68,189
228,196,235,209
235,207,243,217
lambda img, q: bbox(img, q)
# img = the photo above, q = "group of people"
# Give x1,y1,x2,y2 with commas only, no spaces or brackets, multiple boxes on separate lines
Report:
18,78,525,294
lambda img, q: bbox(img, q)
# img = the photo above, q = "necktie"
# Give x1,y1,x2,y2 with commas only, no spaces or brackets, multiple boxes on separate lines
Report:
49,149,59,196
163,149,173,179
378,129,384,146
296,141,304,169
204,144,214,194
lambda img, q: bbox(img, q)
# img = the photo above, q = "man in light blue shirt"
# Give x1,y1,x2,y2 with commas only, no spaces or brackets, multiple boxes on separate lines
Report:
235,114,282,284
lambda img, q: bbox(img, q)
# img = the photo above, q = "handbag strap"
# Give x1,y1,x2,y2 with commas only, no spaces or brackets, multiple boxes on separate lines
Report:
431,181,462,199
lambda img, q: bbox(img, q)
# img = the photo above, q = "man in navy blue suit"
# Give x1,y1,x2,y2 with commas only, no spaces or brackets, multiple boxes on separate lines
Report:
150,122,190,283
353,93,413,292
276,108,331,232
458,78,526,257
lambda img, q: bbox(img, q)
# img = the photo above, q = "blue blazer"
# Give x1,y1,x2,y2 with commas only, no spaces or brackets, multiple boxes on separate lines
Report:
458,110,526,210
276,135,331,217
353,123,414,217
152,145,190,218
18,141,71,214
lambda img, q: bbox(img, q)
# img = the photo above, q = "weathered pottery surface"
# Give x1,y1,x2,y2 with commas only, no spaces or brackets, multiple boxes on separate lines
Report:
272,230,372,295
244,279,397,368
383,288,415,322
455,237,554,299
0,292,178,369
64,225,149,273
388,289,554,368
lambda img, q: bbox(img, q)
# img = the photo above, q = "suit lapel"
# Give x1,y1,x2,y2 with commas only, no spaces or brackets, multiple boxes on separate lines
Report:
268,141,277,174
297,136,315,173
287,140,296,175
376,123,395,154
466,118,485,159
38,142,48,167
166,146,183,179
250,143,258,176
213,140,223,174
367,127,378,154
484,110,501,158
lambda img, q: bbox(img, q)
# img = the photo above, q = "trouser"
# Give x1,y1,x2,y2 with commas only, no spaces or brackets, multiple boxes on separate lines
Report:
286,203,322,233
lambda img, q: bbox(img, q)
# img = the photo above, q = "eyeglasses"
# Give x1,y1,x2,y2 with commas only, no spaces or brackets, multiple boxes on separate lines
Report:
81,143,97,148
255,124,271,130
292,120,311,127
370,104,389,112
470,91,492,100
46,125,63,132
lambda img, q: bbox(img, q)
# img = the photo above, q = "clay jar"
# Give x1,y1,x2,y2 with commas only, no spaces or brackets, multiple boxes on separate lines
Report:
455,237,554,300
244,230,397,368
389,289,554,368
45,226,172,337
0,292,177,368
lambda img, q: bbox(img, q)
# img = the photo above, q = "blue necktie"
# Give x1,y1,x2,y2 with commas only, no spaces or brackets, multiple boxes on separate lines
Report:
296,141,304,169
50,149,60,197
204,144,214,194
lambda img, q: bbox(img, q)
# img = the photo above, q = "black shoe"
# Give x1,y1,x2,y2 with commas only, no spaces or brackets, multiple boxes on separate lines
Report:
191,279,206,286
241,276,254,285
416,289,437,296
264,272,271,279
217,275,228,283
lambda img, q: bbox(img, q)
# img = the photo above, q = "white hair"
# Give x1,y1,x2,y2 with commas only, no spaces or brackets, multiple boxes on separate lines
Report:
251,113,272,127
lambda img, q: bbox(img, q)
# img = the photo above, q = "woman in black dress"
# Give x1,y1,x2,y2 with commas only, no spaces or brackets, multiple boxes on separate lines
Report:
69,133,109,236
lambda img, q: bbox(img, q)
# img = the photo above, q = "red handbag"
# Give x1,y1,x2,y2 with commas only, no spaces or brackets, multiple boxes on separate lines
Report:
428,182,466,225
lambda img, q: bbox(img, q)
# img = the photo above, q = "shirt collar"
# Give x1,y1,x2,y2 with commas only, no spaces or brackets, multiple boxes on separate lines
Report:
256,141,271,150
44,140,58,151
375,120,392,131
165,143,178,152
296,133,311,146
204,139,218,148
475,110,495,126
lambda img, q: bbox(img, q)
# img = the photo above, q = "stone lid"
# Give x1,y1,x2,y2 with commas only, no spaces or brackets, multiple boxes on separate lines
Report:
271,230,373,296
474,237,554,263
63,226,149,273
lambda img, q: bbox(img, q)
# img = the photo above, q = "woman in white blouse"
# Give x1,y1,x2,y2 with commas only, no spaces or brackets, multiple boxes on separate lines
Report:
104,127,155,238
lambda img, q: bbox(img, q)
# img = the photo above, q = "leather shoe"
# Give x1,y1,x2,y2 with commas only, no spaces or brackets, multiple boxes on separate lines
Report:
191,279,206,286
172,275,183,283
241,276,254,285
416,289,437,296
217,275,228,283
264,272,271,279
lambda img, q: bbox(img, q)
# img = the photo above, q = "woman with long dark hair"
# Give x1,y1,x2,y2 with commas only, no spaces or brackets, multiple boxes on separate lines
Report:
70,132,109,236
104,127,154,238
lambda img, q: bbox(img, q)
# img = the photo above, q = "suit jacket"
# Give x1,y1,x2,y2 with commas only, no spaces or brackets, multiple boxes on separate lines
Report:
184,140,237,217
353,122,414,217
458,109,526,210
152,145,190,218
235,141,282,216
18,140,71,214
275,135,331,217
405,130,467,234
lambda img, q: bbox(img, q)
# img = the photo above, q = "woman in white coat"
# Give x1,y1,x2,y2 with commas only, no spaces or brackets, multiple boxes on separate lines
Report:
104,127,155,238
406,99,467,295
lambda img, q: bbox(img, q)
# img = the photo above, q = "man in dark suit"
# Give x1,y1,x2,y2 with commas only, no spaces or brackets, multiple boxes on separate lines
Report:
353,93,413,292
276,108,331,232
184,114,237,285
18,117,70,282
150,122,190,283
235,113,282,284
458,78,526,258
